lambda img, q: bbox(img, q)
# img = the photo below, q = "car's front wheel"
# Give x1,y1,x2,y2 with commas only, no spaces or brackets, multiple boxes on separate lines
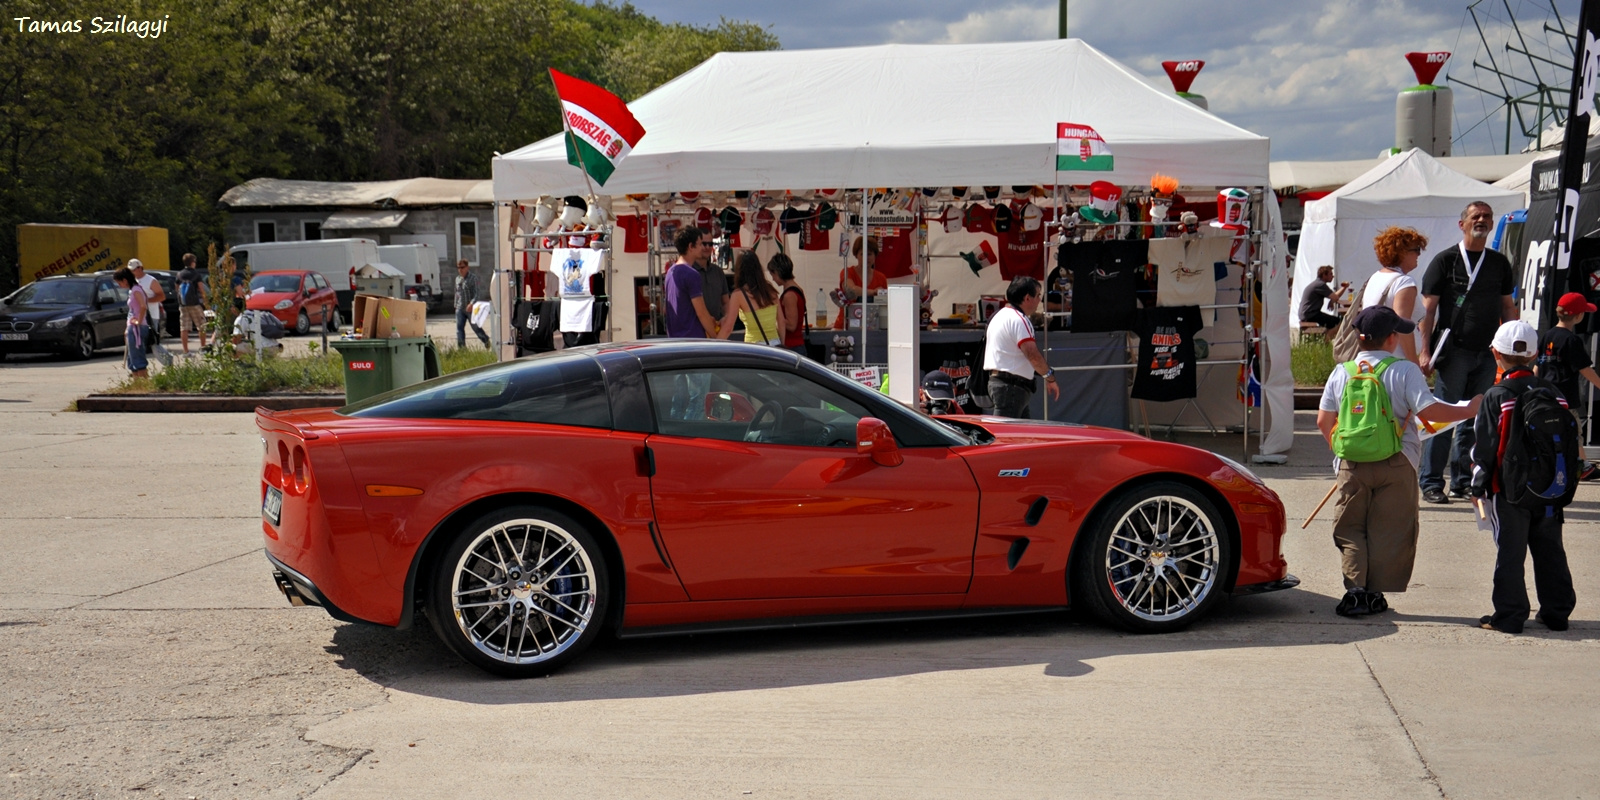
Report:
1072,481,1230,633
325,307,340,333
426,505,609,678
71,325,95,360
295,309,311,335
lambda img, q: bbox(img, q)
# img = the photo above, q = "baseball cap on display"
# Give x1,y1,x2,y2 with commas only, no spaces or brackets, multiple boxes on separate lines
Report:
733,190,750,199
963,203,993,233
991,203,1014,233
1020,202,1044,232
983,186,1001,200
1351,305,1416,342
718,206,744,234
779,207,804,234
694,207,714,229
753,207,775,236
678,191,700,203
817,202,838,230
951,186,969,198
1491,319,1539,356
1557,291,1597,314
1078,181,1122,224
941,204,964,233
921,370,956,400
1211,188,1250,228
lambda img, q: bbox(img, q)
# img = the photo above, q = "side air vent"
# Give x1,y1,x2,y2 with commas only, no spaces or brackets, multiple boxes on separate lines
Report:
1007,537,1030,570
1024,496,1048,526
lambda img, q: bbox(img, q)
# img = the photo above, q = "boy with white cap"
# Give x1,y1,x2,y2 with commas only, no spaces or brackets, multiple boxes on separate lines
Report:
1468,320,1578,633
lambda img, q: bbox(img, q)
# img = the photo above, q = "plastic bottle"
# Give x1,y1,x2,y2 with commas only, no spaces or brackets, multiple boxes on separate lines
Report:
815,288,828,328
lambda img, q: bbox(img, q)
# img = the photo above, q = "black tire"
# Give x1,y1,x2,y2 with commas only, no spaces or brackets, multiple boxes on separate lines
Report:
71,325,96,360
1071,481,1231,633
295,309,311,336
426,505,610,678
324,307,341,333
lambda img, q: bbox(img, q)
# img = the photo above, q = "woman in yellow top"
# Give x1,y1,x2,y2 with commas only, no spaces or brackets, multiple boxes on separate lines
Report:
717,250,787,345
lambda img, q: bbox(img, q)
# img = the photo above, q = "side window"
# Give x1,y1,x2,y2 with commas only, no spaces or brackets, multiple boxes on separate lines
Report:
345,353,611,429
312,273,328,290
645,368,871,447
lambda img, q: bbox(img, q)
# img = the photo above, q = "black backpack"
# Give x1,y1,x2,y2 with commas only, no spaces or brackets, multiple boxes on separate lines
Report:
1500,384,1581,510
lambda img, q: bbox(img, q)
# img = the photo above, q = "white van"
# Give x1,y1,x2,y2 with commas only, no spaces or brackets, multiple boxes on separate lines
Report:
376,243,442,309
227,239,383,314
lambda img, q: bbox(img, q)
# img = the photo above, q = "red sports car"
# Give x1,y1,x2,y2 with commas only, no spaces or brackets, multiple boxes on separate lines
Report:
258,340,1293,677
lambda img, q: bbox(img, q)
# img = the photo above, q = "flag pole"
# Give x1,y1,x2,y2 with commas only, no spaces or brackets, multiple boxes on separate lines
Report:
560,121,602,203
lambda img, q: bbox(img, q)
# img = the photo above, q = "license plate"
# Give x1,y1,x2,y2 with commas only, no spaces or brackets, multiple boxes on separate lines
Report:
0,333,26,341
263,486,283,526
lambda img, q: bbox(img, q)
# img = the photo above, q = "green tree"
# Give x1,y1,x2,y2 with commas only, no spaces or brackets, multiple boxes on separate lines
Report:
602,18,780,102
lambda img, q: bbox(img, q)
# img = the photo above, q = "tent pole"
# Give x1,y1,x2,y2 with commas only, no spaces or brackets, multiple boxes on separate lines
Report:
861,187,870,367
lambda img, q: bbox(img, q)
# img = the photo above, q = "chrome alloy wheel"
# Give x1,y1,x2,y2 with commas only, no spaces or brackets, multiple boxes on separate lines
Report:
449,517,597,665
1104,495,1220,622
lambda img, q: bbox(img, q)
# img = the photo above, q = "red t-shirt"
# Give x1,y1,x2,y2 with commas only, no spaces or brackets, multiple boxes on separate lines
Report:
997,202,1051,280
799,215,830,251
615,214,648,253
872,226,915,278
834,266,889,328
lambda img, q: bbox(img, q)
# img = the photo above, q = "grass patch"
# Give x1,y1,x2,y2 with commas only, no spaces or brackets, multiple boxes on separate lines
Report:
103,339,501,396
1291,338,1335,388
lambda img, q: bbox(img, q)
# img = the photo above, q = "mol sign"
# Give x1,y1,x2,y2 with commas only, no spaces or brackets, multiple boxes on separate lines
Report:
1404,52,1451,85
1161,60,1205,93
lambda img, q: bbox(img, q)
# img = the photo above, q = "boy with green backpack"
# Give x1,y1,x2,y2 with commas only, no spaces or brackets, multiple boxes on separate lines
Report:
1318,306,1483,616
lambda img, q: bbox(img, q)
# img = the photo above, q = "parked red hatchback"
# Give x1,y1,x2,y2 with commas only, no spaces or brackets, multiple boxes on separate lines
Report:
245,270,341,335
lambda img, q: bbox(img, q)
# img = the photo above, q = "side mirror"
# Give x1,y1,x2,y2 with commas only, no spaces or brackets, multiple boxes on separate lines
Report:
856,417,902,466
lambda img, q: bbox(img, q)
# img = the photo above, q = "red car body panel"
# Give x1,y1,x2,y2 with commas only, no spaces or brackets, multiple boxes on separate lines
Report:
256,343,1288,637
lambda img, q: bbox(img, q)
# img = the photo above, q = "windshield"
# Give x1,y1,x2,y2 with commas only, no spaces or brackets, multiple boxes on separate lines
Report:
8,280,94,306
250,274,302,293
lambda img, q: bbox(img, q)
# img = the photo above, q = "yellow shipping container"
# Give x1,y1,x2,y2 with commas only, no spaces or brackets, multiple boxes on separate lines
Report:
17,224,169,284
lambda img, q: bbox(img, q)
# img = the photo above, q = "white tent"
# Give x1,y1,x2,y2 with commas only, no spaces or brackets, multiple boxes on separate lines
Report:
492,39,1294,456
1292,149,1523,326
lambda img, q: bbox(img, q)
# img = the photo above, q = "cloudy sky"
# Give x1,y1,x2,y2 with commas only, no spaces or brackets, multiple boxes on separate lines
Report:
621,0,1578,162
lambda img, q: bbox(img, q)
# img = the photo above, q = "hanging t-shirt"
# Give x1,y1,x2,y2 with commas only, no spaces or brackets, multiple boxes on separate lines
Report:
997,201,1049,280
871,226,915,278
1148,236,1229,307
615,214,648,253
1066,240,1146,333
799,213,830,251
1132,306,1205,401
555,248,605,332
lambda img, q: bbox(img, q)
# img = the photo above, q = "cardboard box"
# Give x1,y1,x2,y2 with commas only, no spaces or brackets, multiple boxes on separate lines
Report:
352,293,426,339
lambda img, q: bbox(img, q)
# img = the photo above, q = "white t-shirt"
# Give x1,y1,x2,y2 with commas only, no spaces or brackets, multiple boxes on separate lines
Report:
983,306,1036,378
136,274,161,323
1361,269,1421,351
1318,349,1441,470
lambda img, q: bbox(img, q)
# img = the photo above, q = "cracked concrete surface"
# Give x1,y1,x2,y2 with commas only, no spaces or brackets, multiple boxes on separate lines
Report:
2,351,1597,798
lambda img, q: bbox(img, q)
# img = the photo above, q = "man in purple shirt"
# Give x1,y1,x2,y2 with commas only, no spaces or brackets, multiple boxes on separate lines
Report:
664,226,719,338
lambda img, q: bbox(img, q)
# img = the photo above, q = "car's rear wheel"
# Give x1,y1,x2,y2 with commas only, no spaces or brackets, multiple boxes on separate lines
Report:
71,325,95,360
427,505,609,678
324,307,340,333
1072,482,1229,633
295,310,311,336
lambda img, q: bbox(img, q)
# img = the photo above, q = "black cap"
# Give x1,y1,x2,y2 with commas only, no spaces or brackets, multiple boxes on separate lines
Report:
563,195,587,211
921,370,956,400
1351,305,1416,342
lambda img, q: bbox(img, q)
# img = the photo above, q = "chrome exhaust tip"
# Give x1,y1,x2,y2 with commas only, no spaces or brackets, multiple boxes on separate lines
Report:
272,570,309,607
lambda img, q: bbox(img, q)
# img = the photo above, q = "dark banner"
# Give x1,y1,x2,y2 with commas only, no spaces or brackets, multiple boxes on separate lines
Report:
1544,0,1600,328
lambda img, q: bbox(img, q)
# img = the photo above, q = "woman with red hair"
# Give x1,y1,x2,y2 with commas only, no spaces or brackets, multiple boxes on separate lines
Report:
1361,226,1429,364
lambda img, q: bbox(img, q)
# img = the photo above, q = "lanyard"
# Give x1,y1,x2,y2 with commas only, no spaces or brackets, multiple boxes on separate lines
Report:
1457,242,1485,292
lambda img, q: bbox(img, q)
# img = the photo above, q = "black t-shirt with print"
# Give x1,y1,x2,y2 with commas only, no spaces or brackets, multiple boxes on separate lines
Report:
1537,325,1593,407
1065,240,1146,333
1420,247,1514,352
1132,306,1205,401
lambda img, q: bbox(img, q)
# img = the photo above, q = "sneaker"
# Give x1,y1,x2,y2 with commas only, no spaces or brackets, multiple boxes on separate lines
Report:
1479,614,1523,634
1582,463,1600,482
1368,592,1389,613
1534,611,1569,632
1422,488,1450,505
1336,589,1370,617
1449,485,1468,498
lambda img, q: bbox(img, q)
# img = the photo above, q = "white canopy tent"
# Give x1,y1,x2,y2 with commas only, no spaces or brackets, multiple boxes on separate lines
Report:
492,39,1294,456
1292,149,1522,327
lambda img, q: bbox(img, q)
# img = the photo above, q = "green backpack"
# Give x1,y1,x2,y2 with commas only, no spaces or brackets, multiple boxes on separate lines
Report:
1332,358,1405,463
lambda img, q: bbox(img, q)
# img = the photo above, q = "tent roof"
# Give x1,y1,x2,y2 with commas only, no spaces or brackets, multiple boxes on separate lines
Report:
1272,152,1535,194
1302,148,1523,223
220,178,493,208
493,39,1269,200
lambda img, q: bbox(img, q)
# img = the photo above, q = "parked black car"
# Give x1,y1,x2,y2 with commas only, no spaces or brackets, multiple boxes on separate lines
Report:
0,272,131,361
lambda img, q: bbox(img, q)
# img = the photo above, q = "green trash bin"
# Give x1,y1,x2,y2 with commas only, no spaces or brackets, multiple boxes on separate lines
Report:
331,336,441,405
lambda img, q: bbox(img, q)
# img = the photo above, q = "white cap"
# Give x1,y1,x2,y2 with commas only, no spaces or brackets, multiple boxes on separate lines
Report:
1490,320,1538,356
128,258,143,269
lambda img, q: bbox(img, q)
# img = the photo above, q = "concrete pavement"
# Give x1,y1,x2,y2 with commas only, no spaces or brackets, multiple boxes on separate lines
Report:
1,351,1596,799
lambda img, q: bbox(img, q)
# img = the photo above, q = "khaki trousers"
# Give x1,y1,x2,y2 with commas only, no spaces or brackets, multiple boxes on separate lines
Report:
1331,453,1420,593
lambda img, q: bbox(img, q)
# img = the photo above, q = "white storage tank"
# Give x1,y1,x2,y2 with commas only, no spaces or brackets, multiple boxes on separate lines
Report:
1395,51,1453,157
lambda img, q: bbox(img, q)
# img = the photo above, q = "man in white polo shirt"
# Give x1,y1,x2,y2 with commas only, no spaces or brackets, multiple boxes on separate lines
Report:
984,276,1060,418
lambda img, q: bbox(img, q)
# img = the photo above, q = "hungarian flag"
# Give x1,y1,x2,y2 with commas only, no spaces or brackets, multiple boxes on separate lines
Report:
550,69,646,186
1056,123,1113,171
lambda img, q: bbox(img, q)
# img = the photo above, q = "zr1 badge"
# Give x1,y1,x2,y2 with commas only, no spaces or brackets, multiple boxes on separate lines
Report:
998,468,1030,478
